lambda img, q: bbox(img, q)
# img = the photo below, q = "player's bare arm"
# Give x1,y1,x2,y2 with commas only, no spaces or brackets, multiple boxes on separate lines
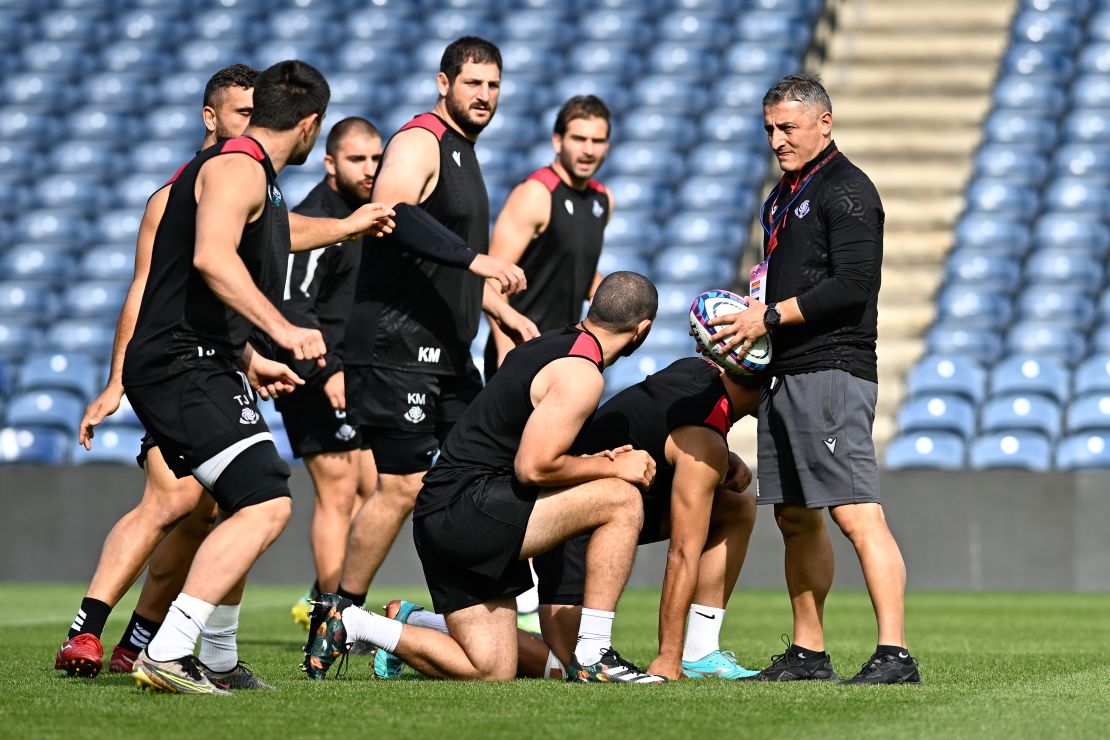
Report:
193,154,325,363
79,185,170,450
515,359,655,489
373,128,526,294
287,204,395,253
647,426,729,679
482,281,539,347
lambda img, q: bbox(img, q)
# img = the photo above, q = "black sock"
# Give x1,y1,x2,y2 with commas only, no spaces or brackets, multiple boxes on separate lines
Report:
118,611,162,653
310,580,321,600
790,643,826,660
336,587,366,608
876,644,911,661
68,597,111,639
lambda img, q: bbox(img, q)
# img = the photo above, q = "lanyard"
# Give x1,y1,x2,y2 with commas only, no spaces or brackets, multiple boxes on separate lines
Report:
759,147,839,258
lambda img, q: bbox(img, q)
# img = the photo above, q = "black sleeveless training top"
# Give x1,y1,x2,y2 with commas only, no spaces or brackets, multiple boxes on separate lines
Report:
124,136,289,385
416,325,605,517
346,112,490,375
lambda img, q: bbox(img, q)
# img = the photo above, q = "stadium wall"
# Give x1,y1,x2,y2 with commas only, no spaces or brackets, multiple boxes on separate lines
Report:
4,467,1110,591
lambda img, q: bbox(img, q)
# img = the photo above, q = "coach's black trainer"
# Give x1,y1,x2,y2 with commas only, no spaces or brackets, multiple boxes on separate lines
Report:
843,651,922,685
302,593,353,680
744,639,839,682
567,647,668,684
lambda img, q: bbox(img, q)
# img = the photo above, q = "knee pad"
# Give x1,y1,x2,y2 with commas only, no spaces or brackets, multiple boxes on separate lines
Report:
209,442,291,514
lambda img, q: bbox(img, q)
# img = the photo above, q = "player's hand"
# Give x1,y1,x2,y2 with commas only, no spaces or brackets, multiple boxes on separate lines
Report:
495,307,540,346
707,299,767,357
246,355,304,400
470,254,526,295
580,444,634,461
78,383,125,451
346,203,395,239
275,325,328,367
323,370,346,411
612,448,656,490
723,452,753,492
646,654,683,681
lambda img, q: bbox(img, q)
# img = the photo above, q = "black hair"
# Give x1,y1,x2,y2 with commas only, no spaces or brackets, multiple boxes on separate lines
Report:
325,117,381,157
586,272,658,331
554,95,611,137
439,36,502,84
248,60,330,131
202,63,259,109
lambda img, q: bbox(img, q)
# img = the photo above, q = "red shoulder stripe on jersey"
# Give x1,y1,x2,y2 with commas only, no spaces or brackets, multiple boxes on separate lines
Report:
400,113,447,141
568,333,603,365
527,167,562,192
703,395,732,437
588,179,606,194
220,137,265,161
163,161,188,188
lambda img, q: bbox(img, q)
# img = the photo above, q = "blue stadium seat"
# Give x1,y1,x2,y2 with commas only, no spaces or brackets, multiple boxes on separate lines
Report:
649,44,718,78
44,319,114,355
656,281,709,318
604,177,674,213
74,425,145,465
177,41,248,73
1043,178,1109,212
604,352,674,399
0,172,29,214
597,246,651,277
1016,287,1095,327
0,282,56,320
992,75,1067,112
983,111,1057,148
907,356,987,403
190,8,264,43
115,173,173,209
499,41,563,77
60,281,128,319
502,10,571,43
5,390,84,432
722,44,797,76
21,42,89,75
347,8,419,44
657,10,731,47
606,143,684,176
1090,325,1110,356
130,141,195,176
1079,41,1110,73
885,432,966,470
49,140,123,179
1032,215,1110,255
554,76,628,113
663,213,743,249
734,12,811,50
945,252,1020,290
33,174,111,213
491,73,550,112
1060,108,1110,143
965,179,1039,215
969,432,1052,472
1071,74,1110,108
619,109,695,147
0,107,58,142
1089,10,1110,42
952,214,1031,254
0,244,77,283
1065,394,1110,434
566,43,640,77
0,320,44,360
640,318,697,355
3,72,75,108
38,9,108,43
14,210,91,246
1002,43,1074,78
479,112,539,145
388,73,440,110
675,177,755,213
1074,354,1110,396
65,109,134,142
92,210,143,245
101,42,172,75
925,325,1005,365
897,394,977,439
991,355,1070,403
0,426,70,464
603,211,661,250
1024,249,1104,290
934,287,1012,329
700,108,766,144
18,352,100,399
688,144,767,183
267,8,334,40
425,10,496,41
145,105,200,140
712,74,776,109
653,247,736,284
1056,433,1110,468
981,394,1062,438
973,144,1048,184
1012,10,1081,47
632,76,708,112
578,10,652,44
253,42,330,71
0,143,41,183
154,71,211,108
1004,322,1086,364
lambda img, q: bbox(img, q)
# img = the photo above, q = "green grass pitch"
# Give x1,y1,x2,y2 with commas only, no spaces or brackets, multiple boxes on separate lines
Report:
4,584,1109,738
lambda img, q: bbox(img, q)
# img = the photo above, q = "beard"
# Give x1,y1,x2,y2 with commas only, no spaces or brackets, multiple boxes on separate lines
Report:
446,94,495,138
336,174,371,205
618,330,650,359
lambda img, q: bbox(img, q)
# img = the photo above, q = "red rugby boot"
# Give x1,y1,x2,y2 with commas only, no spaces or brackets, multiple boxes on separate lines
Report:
54,633,104,678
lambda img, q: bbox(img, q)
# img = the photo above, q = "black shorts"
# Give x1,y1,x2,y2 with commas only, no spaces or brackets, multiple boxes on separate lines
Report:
412,474,537,614
136,432,157,469
274,383,361,459
127,362,276,494
534,490,671,606
756,370,882,509
347,364,483,474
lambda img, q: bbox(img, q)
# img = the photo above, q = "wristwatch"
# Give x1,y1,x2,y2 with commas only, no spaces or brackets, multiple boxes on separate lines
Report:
763,303,781,332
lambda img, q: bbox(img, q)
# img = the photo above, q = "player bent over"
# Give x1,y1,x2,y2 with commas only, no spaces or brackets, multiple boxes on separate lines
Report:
123,61,393,694
304,272,666,683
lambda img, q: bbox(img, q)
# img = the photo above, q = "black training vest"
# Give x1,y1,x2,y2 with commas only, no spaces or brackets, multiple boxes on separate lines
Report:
574,357,733,500
124,137,289,385
416,325,605,517
347,112,490,375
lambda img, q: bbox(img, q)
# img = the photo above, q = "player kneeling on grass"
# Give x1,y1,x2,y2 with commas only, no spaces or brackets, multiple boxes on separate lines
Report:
304,272,667,683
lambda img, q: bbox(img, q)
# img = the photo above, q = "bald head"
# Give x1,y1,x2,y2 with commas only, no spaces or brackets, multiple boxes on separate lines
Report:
586,272,658,332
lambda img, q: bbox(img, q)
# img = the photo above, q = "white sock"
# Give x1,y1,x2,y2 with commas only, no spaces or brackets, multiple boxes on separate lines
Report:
197,603,240,672
544,649,565,679
573,607,614,666
407,610,449,634
342,605,402,653
682,604,725,662
146,594,215,662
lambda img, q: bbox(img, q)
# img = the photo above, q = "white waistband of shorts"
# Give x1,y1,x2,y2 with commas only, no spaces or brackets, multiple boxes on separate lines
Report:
192,432,273,491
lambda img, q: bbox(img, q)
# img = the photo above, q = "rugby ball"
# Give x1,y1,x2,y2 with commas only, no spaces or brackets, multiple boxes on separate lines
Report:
689,289,772,376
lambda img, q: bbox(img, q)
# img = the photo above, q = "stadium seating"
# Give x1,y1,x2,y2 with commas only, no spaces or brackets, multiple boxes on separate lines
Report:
885,432,966,470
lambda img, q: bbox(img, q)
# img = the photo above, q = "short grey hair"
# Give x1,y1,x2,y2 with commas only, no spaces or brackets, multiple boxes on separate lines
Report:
762,74,832,114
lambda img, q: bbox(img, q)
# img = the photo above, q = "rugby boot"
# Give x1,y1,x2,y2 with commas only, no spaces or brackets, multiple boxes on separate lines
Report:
681,650,760,680
842,651,922,685
54,633,104,678
743,637,839,682
372,599,424,679
108,644,140,674
302,593,353,680
132,650,229,695
566,647,668,683
291,589,313,631
200,660,275,690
